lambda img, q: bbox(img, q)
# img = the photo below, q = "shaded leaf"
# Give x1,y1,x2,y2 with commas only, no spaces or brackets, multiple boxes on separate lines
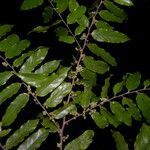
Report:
69,0,79,12
29,26,50,34
144,79,150,88
126,72,141,91
75,26,85,36
0,71,13,86
112,131,128,150
110,101,132,126
113,81,124,95
134,124,150,150
0,24,14,38
41,118,58,133
136,93,150,123
88,43,117,66
6,120,39,149
17,128,49,150
2,93,29,127
20,47,48,73
83,56,109,74
21,0,45,10
67,6,86,24
104,0,128,20
64,130,94,150
36,67,70,97
101,76,111,98
42,6,53,23
95,20,114,30
91,112,108,128
0,83,21,105
59,35,75,44
0,129,11,138
122,97,142,121
55,0,68,13
92,28,130,43
77,15,89,27
44,82,72,108
113,0,134,6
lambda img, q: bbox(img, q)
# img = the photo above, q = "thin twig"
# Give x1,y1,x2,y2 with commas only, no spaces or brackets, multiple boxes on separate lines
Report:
0,143,4,150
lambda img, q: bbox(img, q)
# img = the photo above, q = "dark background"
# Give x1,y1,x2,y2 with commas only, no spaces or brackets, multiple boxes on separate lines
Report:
0,0,150,149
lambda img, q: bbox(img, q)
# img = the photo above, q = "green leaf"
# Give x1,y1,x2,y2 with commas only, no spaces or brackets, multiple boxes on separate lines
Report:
0,71,13,86
13,51,34,67
101,76,111,98
83,56,109,74
101,107,120,127
44,82,72,108
41,118,58,133
20,47,48,73
55,0,68,13
95,20,114,30
36,67,70,97
113,0,134,6
17,128,49,150
67,6,86,24
0,83,21,105
29,26,50,34
77,15,89,27
100,10,124,23
88,43,117,66
122,97,142,121
2,93,29,127
5,120,39,149
16,73,48,87
104,0,128,20
0,24,14,38
42,6,53,23
136,93,150,123
35,60,60,75
59,35,75,44
0,129,11,138
92,28,130,43
110,101,132,126
75,26,85,36
134,124,150,150
126,72,141,91
0,34,30,58
65,130,94,150
52,104,76,119
112,131,128,150
144,79,150,88
113,81,124,95
91,112,108,128
69,0,79,12
20,0,45,10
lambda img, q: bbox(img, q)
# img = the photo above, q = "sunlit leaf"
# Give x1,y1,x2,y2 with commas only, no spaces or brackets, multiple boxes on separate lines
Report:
17,128,49,150
55,0,68,13
0,129,11,138
36,67,70,97
69,0,79,12
64,130,94,150
113,0,134,6
0,71,13,86
20,47,48,73
2,93,29,127
6,120,39,149
44,82,72,108
95,20,114,30
0,83,21,105
92,28,130,43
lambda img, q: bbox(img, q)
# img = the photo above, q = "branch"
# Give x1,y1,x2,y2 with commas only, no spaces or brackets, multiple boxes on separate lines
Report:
0,143,5,150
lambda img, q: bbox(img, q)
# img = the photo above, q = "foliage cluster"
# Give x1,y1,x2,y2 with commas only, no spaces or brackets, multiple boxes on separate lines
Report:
0,0,150,149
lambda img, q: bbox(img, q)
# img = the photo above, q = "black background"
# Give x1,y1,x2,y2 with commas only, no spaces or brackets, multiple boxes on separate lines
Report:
0,0,150,149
